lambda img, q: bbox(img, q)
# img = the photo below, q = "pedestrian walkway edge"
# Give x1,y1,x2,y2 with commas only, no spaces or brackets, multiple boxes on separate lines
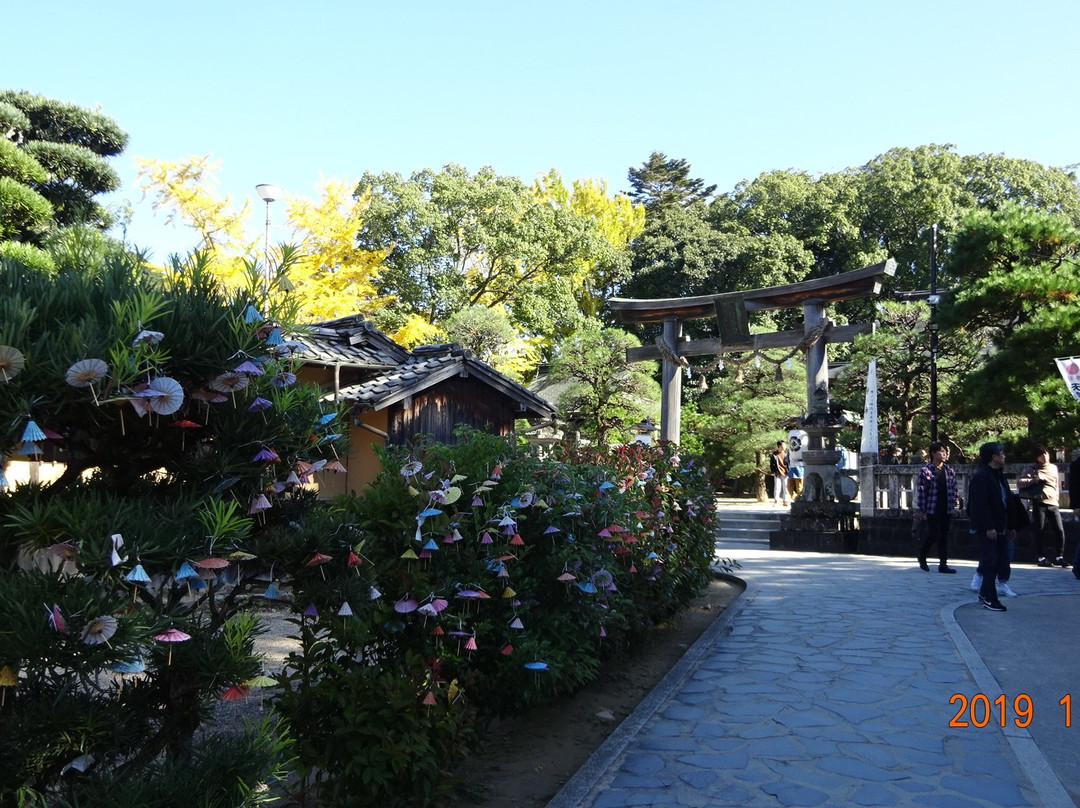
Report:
546,572,753,808
940,600,1075,808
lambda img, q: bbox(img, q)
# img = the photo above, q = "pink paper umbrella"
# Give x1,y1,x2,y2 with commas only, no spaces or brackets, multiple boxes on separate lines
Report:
154,627,191,665
194,557,230,580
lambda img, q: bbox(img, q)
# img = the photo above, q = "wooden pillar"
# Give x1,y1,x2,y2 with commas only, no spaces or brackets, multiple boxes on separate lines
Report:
804,301,828,416
660,317,682,444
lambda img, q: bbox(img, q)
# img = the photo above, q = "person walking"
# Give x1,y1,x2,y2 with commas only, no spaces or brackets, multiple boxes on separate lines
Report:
914,441,958,573
769,440,788,506
1018,445,1066,568
967,442,1010,612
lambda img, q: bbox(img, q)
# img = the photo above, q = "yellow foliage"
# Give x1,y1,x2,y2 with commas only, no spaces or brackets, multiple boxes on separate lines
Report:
135,155,256,256
284,179,392,321
392,313,444,349
136,158,391,323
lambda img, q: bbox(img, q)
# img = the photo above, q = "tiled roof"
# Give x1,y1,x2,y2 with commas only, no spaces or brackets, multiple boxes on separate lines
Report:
299,317,556,420
297,315,408,368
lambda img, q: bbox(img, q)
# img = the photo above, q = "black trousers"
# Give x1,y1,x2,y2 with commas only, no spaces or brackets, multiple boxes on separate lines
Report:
918,513,950,565
1031,503,1065,560
978,531,1010,603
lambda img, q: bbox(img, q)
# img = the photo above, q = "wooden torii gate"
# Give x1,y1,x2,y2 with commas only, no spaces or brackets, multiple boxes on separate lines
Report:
608,259,897,446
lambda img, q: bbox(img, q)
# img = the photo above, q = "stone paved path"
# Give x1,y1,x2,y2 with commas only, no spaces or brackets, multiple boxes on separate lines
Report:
549,548,1080,808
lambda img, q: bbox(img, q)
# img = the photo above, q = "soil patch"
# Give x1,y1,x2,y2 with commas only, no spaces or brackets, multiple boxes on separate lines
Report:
449,577,744,808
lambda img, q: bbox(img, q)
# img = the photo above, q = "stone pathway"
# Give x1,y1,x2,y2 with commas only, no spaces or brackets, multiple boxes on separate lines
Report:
549,550,1079,807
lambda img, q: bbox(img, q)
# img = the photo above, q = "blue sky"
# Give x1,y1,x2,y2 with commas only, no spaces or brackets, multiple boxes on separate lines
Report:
5,0,1080,258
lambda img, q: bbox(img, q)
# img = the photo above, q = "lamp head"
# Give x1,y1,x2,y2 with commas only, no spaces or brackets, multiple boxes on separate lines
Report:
256,183,283,203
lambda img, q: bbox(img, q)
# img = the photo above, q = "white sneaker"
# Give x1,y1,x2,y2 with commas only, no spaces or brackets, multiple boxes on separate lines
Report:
997,582,1018,598
970,572,982,592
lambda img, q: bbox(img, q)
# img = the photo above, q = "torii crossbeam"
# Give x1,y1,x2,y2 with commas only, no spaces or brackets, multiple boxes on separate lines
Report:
608,259,897,443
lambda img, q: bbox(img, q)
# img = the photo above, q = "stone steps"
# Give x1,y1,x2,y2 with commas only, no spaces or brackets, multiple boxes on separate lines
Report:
714,506,783,550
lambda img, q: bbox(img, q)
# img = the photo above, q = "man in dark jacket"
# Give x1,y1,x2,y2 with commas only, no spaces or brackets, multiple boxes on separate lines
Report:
967,441,1010,611
1071,450,1080,579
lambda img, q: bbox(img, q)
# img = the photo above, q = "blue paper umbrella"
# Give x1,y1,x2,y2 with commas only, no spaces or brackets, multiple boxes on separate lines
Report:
21,420,46,442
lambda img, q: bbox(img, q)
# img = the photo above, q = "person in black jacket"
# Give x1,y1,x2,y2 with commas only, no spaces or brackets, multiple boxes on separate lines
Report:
1071,450,1080,579
967,441,1010,611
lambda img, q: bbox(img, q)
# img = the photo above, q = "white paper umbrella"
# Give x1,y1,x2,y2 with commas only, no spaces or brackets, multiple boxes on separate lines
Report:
141,377,185,415
65,358,109,388
0,346,25,382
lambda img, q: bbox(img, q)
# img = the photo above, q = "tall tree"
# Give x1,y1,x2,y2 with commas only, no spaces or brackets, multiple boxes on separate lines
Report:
0,91,127,266
627,151,716,209
355,164,634,353
939,204,1080,446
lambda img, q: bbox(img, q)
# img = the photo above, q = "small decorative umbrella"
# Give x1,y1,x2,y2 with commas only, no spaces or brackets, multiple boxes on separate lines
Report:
253,447,280,463
137,376,184,416
272,371,296,388
0,665,17,705
125,564,150,602
0,345,25,382
306,552,332,580
337,601,353,626
65,358,109,403
155,628,191,665
208,371,249,405
221,685,250,701
249,494,272,519
169,419,201,449
132,329,164,346
234,359,264,376
243,304,263,323
81,615,118,647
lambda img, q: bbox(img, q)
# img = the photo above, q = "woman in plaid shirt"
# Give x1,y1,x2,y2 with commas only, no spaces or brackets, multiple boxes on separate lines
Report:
915,441,959,573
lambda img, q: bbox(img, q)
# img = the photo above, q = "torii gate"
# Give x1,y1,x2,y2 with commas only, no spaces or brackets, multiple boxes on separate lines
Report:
608,259,897,447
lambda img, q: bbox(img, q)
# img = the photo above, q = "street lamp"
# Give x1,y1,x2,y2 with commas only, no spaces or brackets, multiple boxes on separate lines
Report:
255,183,282,302
929,224,939,443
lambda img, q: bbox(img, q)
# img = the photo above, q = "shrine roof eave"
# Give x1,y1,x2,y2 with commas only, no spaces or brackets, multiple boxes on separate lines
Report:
608,258,896,324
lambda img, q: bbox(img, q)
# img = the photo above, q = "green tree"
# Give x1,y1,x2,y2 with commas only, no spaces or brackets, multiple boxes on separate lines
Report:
831,300,992,457
0,252,349,805
354,164,633,354
694,354,805,497
939,204,1080,446
548,322,659,446
0,91,126,253
627,151,716,209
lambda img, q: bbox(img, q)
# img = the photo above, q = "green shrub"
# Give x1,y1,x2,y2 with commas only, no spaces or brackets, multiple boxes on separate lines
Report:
272,428,717,803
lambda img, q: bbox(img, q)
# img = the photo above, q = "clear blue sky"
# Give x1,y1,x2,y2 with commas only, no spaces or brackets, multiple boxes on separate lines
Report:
5,0,1079,258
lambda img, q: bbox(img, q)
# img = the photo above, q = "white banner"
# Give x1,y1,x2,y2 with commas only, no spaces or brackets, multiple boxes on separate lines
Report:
860,359,879,455
1055,356,1080,403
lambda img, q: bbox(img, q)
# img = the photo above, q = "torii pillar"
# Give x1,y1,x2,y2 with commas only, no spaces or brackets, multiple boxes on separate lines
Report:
660,317,683,443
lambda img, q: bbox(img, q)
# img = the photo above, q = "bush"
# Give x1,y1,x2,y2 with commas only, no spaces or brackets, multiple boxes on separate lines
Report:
272,428,717,804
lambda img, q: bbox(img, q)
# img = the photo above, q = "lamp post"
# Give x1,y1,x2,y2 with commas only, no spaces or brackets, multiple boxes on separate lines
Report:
928,224,940,443
255,183,282,303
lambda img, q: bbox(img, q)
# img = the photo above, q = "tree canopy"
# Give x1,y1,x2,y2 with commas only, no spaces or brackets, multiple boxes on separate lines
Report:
0,91,127,268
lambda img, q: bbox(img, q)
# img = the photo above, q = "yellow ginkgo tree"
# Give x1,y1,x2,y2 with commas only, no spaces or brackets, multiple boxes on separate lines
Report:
136,156,392,324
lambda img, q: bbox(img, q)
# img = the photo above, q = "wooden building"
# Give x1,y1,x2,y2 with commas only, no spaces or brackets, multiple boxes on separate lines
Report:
297,316,556,496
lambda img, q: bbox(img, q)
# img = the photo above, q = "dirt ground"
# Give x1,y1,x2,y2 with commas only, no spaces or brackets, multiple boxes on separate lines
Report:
448,577,744,808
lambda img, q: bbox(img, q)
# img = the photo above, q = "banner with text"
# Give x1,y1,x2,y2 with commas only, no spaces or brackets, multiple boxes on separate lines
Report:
1055,357,1080,404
